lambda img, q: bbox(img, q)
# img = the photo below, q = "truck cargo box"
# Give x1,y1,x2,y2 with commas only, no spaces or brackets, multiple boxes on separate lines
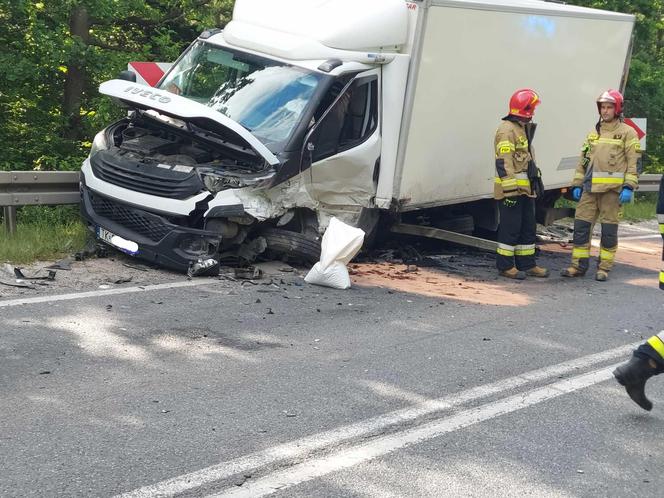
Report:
387,0,634,210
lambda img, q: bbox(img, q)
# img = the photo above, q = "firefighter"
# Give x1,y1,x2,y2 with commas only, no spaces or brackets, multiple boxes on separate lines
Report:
494,88,549,279
562,89,641,281
612,175,664,410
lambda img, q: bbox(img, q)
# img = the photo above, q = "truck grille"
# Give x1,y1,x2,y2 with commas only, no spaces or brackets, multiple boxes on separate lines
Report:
90,192,172,242
91,150,203,200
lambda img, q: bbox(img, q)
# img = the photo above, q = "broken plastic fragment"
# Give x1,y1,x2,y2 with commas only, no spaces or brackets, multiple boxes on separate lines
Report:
188,258,220,277
46,258,73,270
234,267,263,280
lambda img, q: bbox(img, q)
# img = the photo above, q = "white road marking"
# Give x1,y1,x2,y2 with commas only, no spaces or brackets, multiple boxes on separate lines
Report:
117,342,639,498
208,366,619,498
0,279,223,308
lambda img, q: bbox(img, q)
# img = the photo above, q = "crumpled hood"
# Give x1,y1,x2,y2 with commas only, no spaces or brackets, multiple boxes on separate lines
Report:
99,79,280,167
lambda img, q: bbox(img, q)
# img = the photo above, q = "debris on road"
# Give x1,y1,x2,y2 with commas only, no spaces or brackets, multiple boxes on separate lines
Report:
188,258,220,277
234,474,252,487
234,266,263,280
0,264,43,289
75,240,107,261
537,224,573,244
111,276,133,284
350,262,531,306
46,258,73,271
0,279,35,289
122,262,151,272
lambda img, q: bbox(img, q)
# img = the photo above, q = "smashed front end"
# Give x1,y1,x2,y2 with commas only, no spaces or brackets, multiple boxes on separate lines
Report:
81,41,328,272
80,112,274,272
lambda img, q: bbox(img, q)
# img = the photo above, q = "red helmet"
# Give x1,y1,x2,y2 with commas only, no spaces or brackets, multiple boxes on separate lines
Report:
508,89,541,119
597,89,623,115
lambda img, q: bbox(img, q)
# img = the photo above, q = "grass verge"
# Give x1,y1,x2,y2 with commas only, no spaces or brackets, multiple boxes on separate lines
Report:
0,206,88,265
621,193,657,221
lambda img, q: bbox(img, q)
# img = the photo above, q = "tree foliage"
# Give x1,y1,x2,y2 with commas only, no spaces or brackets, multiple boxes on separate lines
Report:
0,0,233,171
0,1,662,172
574,0,664,171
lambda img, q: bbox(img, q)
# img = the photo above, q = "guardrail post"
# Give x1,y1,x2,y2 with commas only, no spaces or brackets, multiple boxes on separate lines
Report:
3,206,17,235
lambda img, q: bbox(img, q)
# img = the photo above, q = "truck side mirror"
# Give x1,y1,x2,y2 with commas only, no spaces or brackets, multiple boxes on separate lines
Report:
118,70,137,82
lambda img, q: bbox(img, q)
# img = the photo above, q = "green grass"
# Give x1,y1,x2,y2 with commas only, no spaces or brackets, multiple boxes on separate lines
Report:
555,192,658,222
0,206,88,264
621,193,657,221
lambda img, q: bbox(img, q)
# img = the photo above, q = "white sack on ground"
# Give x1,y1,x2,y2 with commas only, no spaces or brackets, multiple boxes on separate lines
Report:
304,217,365,289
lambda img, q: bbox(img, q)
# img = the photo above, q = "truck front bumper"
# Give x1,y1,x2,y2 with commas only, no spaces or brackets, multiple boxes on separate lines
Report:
80,177,221,273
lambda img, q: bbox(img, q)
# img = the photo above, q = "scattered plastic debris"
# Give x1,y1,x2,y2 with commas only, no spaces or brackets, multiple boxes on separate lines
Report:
122,262,151,272
46,258,73,271
234,267,263,280
188,258,220,277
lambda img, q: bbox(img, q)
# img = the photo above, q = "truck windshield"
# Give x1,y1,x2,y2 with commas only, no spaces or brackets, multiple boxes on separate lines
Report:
158,41,324,148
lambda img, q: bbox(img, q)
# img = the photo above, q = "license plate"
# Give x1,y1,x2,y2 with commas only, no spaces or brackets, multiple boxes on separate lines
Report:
96,226,139,256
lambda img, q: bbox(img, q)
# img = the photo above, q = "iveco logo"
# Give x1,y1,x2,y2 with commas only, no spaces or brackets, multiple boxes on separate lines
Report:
124,86,172,104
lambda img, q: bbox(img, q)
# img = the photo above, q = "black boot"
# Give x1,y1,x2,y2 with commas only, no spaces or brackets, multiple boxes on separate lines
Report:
613,357,658,411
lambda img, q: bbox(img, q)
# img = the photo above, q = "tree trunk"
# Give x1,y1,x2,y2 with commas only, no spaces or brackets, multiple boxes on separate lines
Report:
63,4,89,140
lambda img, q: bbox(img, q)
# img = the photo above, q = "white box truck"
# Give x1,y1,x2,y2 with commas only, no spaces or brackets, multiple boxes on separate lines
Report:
80,0,635,271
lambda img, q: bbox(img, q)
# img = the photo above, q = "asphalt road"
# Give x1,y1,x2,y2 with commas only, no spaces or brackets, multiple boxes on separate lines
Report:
1,225,663,497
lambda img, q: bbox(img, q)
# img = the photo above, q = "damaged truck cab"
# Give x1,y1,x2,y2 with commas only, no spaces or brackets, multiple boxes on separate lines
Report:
81,0,398,271
81,0,635,271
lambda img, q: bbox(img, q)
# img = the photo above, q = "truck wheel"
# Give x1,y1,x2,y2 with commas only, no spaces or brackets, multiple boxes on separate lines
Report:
260,228,322,264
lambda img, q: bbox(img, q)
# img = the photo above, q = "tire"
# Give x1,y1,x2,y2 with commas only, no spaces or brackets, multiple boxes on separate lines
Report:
259,228,322,264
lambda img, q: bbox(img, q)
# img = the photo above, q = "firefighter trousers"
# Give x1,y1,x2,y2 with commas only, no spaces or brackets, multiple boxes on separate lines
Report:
570,190,620,273
496,196,537,271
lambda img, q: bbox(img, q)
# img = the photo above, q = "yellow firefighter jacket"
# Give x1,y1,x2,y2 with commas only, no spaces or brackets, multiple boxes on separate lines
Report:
572,120,641,193
494,119,535,200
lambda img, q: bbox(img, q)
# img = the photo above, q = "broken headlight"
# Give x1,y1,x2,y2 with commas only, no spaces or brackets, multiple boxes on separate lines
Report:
197,168,275,194
90,130,110,157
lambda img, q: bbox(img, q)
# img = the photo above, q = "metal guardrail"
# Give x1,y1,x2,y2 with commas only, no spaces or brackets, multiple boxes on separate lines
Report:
0,171,80,235
635,173,662,192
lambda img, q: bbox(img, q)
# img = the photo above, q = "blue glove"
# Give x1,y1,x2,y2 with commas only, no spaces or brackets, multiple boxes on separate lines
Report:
571,187,582,201
619,187,633,204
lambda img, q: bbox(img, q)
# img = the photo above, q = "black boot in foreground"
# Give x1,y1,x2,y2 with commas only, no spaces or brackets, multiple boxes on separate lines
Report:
613,357,658,411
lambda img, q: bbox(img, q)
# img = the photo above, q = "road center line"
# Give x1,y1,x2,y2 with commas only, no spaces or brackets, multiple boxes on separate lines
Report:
0,279,223,308
117,342,639,498
208,365,619,498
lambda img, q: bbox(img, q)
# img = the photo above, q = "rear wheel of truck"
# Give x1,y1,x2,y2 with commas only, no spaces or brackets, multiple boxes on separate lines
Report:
260,228,322,264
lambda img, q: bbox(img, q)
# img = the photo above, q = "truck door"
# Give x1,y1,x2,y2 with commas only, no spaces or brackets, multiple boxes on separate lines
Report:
303,69,381,208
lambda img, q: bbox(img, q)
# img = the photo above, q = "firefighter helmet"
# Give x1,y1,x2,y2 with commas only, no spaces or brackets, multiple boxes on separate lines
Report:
597,89,623,115
508,89,541,119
